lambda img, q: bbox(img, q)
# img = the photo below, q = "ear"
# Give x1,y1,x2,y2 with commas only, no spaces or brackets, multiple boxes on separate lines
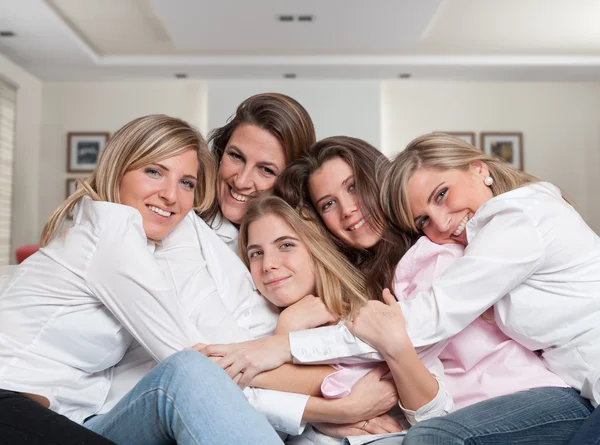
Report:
470,161,490,179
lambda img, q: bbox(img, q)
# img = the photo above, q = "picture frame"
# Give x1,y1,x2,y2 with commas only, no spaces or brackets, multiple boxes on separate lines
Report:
438,132,476,147
67,132,109,172
481,132,524,170
65,178,81,198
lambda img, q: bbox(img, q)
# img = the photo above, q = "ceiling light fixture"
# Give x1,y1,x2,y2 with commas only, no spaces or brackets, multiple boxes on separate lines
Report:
277,15,294,22
297,15,314,22
398,73,412,79
175,73,188,79
283,73,297,79
0,31,16,37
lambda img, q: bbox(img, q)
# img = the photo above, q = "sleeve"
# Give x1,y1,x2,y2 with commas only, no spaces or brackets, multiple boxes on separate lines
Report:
398,359,454,425
243,387,309,435
290,207,544,362
400,206,545,348
86,216,207,363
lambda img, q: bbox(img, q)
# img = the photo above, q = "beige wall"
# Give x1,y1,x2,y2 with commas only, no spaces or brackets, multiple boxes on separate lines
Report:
39,81,208,234
382,80,600,232
0,53,42,262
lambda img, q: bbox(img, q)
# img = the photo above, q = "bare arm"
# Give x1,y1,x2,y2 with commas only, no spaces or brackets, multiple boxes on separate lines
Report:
249,363,335,396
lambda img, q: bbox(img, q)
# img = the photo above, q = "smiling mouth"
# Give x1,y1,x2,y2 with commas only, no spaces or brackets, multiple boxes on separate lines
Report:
265,276,290,287
452,213,470,236
147,205,173,218
229,187,249,203
347,218,366,231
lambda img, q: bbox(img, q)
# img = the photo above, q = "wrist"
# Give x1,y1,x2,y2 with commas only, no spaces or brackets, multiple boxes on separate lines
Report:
278,334,293,363
378,332,413,359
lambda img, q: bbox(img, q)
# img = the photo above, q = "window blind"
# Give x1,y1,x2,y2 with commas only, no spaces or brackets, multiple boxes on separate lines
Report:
0,79,16,265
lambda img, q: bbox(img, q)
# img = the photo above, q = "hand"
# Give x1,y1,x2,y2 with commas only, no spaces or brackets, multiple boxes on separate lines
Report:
313,414,402,438
191,335,292,389
345,289,411,356
336,363,399,424
275,295,337,334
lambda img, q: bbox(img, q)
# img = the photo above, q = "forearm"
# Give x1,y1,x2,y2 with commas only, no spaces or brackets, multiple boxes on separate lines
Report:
302,396,352,424
250,363,335,396
381,338,438,411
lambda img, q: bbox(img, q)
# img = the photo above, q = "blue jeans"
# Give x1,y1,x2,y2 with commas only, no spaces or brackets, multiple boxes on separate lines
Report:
567,406,600,445
368,387,592,445
84,350,283,445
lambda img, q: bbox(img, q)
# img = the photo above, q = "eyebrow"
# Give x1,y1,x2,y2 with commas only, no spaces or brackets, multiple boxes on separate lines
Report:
315,174,353,206
246,235,300,252
427,182,445,204
152,162,198,182
228,145,280,172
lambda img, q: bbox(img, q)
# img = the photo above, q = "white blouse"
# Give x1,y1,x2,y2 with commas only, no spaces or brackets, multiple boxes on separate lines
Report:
0,198,202,423
101,211,310,435
290,183,600,406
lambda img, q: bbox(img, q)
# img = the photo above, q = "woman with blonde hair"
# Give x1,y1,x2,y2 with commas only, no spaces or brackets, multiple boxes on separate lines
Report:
0,114,284,445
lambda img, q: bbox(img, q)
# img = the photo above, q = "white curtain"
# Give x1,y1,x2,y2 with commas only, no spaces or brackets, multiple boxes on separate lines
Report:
0,78,16,265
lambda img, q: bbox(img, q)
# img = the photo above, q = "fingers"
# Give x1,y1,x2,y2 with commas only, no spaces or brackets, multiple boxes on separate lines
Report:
363,419,389,435
382,288,398,306
370,414,403,433
198,344,229,357
238,365,259,389
186,343,206,352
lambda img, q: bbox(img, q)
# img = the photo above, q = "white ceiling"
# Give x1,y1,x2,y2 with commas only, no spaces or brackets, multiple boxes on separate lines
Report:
1,0,600,81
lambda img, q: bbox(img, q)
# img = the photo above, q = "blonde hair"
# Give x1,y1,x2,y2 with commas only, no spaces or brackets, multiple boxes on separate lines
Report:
41,114,215,246
380,132,541,234
239,194,368,319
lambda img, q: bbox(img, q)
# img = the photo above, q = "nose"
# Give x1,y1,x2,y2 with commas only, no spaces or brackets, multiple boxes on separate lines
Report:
158,178,177,205
340,195,358,219
233,165,254,191
429,209,451,235
262,250,279,272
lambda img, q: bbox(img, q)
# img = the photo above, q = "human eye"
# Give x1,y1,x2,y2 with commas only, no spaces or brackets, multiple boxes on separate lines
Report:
416,216,430,232
260,166,277,177
435,188,448,204
227,149,243,162
320,199,335,212
180,179,196,190
348,182,356,192
144,167,161,177
280,242,295,250
248,250,262,260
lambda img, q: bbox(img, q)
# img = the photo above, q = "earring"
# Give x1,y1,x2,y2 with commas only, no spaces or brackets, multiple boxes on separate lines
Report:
484,176,494,186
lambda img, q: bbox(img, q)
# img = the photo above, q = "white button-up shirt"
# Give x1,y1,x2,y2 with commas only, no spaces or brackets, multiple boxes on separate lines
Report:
0,198,203,423
290,183,600,406
101,211,310,434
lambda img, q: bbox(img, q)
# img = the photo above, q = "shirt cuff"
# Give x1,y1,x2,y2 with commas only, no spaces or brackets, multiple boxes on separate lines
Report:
398,373,454,425
243,387,309,435
289,324,383,364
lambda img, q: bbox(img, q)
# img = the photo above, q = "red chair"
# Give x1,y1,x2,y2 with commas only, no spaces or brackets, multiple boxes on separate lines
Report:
16,244,40,264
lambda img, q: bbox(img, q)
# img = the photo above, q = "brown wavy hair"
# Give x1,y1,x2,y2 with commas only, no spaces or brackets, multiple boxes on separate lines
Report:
202,93,316,223
275,136,416,301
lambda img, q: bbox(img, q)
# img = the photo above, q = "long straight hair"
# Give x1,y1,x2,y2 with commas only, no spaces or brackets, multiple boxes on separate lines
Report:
239,194,368,319
275,136,416,302
41,114,215,246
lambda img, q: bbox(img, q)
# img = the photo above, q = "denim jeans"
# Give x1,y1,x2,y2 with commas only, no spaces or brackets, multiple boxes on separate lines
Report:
567,406,600,445
367,387,592,445
84,350,284,445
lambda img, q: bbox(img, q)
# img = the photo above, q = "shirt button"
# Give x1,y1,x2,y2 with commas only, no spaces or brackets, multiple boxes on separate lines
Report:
243,310,251,318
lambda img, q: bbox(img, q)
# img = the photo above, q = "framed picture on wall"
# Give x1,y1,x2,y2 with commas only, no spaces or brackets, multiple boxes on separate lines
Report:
438,132,476,147
67,132,110,172
65,178,81,198
481,132,524,170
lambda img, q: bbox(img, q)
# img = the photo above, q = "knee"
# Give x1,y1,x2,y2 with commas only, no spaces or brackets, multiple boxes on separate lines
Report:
158,350,229,386
404,417,466,445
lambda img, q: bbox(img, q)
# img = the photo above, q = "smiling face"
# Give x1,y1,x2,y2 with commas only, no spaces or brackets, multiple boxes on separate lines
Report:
119,148,198,241
308,157,383,249
407,163,494,245
246,213,316,308
217,124,286,225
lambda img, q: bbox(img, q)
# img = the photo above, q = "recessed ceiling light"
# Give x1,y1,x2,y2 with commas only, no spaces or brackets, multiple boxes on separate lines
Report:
283,73,297,79
297,15,314,22
277,15,294,22
398,73,412,79
175,73,188,79
0,31,15,37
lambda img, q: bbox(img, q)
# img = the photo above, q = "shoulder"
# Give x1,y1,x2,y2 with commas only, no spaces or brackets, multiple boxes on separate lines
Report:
73,197,145,240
